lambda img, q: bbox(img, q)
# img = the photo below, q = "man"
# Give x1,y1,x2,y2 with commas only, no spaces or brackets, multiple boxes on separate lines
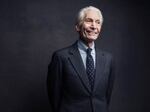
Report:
47,6,115,112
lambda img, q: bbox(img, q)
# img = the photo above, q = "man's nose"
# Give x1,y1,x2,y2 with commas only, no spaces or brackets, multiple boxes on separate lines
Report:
91,22,96,29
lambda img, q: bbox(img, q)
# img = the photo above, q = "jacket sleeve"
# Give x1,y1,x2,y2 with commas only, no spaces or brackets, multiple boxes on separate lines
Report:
47,52,63,112
106,55,115,105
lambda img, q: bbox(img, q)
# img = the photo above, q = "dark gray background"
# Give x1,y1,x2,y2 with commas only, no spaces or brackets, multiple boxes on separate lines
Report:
0,0,149,112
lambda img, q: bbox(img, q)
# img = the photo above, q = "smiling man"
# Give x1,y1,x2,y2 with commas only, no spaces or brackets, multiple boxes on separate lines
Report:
47,6,115,112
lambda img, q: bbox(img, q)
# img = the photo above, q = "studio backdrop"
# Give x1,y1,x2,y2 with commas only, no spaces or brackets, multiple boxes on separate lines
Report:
0,0,149,112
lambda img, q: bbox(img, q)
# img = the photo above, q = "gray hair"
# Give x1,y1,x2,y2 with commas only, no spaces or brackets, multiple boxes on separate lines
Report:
76,6,103,28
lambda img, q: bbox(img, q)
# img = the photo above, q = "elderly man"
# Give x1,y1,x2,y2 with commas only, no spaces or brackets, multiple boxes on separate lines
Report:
47,6,115,112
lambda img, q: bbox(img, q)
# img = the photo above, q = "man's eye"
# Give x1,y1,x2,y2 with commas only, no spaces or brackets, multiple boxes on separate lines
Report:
85,19,92,22
96,21,100,24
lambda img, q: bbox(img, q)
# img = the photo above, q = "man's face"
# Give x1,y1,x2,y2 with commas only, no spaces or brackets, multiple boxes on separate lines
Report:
77,10,101,43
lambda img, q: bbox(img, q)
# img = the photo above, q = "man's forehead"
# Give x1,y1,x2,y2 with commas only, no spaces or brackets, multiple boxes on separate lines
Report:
84,10,100,19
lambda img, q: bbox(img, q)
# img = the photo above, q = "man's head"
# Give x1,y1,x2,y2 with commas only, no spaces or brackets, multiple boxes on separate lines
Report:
75,6,103,43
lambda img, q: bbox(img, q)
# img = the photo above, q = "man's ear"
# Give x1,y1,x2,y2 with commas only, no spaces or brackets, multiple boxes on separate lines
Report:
75,25,80,32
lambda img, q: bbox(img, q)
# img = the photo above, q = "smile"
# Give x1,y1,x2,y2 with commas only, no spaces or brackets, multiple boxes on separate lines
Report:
86,30,98,35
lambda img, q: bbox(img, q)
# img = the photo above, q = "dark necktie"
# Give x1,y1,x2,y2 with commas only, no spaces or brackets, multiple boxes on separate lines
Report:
86,48,95,90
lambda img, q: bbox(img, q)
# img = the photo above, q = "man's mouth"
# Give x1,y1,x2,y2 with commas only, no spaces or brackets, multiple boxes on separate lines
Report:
86,30,97,35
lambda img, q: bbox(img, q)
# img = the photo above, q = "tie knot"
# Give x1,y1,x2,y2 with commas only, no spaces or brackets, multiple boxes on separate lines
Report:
87,48,92,55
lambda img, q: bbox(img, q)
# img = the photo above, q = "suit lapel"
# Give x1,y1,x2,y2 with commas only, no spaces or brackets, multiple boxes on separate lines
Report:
93,49,106,92
68,42,91,93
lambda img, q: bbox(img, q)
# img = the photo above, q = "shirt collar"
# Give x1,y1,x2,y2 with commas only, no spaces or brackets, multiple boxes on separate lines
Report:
77,39,95,53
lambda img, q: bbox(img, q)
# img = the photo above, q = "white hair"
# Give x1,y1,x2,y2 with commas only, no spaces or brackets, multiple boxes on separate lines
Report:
76,6,103,27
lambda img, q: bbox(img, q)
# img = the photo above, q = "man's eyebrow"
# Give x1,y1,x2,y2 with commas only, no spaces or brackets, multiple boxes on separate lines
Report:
85,17,100,20
85,18,92,19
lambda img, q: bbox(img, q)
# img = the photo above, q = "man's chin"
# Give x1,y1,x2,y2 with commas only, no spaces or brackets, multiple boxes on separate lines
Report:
81,35,98,42
86,38,96,43
87,36,98,41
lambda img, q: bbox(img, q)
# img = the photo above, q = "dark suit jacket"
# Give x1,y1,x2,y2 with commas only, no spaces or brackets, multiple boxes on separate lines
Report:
47,41,115,112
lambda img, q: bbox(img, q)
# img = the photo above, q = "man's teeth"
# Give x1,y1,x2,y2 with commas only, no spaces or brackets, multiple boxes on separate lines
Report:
89,32,96,34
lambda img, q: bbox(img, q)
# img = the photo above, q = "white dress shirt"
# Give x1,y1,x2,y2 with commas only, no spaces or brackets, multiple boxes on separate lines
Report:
77,39,96,69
